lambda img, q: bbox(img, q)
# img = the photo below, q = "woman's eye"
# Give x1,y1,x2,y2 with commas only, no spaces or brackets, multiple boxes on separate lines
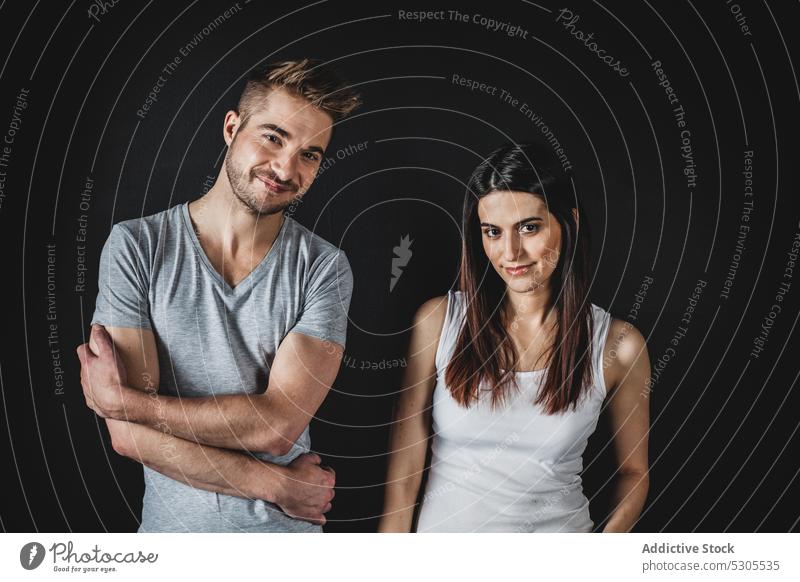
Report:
483,228,500,238
520,224,539,234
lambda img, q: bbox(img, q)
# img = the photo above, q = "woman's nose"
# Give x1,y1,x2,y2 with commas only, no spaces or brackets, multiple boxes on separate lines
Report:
502,233,523,262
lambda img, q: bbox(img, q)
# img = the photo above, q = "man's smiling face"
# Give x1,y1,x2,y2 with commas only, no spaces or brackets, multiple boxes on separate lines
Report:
223,87,333,216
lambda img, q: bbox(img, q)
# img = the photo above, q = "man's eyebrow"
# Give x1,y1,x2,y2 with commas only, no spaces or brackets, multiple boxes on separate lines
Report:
480,216,544,227
257,123,325,155
258,123,290,138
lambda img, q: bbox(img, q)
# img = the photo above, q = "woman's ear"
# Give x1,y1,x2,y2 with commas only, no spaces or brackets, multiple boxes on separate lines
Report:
572,207,579,229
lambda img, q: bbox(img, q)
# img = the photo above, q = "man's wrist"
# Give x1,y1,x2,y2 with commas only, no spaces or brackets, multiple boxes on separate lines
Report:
115,384,152,423
252,461,286,504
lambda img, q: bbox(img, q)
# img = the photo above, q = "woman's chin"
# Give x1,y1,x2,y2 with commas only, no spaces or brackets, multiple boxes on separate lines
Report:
500,276,523,289
506,277,545,294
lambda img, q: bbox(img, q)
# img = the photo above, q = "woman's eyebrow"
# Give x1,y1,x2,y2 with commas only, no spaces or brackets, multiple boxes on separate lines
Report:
480,216,544,228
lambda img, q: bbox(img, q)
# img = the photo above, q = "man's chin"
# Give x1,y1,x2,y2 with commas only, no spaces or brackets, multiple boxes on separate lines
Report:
253,201,290,216
236,191,293,216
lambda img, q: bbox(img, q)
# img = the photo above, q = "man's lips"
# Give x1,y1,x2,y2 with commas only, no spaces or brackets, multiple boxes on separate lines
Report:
256,176,293,194
505,263,533,276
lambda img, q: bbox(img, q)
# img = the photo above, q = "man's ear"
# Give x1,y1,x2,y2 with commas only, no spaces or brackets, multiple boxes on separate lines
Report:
223,110,240,146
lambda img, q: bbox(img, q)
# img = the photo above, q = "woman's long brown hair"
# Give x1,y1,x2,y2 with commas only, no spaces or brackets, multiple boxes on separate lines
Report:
444,143,594,414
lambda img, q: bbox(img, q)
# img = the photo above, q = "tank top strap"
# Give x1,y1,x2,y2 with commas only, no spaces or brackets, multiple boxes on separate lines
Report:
590,303,613,397
434,290,468,373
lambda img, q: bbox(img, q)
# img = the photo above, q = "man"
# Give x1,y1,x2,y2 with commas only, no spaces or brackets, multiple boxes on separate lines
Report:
75,59,361,532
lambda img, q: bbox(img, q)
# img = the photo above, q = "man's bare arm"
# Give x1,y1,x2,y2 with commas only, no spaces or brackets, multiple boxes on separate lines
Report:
88,329,344,457
78,325,335,523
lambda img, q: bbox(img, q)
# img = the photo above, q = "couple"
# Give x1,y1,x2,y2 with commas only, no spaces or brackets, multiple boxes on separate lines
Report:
76,59,650,533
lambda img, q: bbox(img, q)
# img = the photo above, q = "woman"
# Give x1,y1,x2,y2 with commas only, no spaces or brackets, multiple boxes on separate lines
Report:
378,143,651,533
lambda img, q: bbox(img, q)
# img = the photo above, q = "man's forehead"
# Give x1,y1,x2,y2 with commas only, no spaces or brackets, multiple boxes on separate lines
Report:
249,89,332,138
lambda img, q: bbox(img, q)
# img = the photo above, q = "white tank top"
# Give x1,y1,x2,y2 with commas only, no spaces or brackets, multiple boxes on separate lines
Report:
416,290,612,532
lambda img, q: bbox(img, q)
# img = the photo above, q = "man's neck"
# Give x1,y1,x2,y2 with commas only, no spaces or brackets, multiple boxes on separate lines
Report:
188,180,284,255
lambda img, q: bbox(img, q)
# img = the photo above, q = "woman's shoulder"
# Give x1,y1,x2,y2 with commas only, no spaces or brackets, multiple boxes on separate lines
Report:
600,313,648,394
412,294,450,340
406,295,452,376
605,316,646,351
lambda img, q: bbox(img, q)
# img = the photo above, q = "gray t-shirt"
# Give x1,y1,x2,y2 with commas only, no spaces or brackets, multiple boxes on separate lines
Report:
90,201,353,532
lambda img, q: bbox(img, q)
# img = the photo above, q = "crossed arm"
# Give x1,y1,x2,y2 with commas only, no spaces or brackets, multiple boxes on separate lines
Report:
77,324,340,523
82,325,342,456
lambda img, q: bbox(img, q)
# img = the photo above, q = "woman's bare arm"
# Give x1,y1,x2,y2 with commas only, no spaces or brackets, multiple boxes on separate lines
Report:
602,319,651,533
377,296,447,532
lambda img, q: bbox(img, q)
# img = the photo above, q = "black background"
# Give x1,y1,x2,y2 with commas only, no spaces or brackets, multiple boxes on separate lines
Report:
0,0,798,532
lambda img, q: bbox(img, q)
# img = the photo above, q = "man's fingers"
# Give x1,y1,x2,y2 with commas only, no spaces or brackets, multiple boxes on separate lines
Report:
85,396,100,415
76,343,92,364
88,335,100,356
90,324,113,356
323,503,332,513
287,510,325,526
321,466,336,487
299,452,321,465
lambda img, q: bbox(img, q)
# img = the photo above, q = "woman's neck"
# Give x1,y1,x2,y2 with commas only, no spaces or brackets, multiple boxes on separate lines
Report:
503,285,556,327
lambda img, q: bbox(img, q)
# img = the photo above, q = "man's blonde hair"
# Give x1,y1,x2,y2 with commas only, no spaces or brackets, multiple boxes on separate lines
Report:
236,58,361,128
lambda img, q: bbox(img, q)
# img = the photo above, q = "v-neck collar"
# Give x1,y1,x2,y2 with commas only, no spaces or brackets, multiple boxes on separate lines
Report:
180,201,287,295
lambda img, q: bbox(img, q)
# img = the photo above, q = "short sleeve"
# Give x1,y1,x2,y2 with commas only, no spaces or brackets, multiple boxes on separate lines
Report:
289,250,354,347
90,224,152,329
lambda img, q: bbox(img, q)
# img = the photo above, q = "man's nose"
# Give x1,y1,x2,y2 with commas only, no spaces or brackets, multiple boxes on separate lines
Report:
270,151,298,182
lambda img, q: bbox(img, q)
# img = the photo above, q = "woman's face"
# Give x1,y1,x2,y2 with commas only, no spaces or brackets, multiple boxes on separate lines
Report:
477,190,564,294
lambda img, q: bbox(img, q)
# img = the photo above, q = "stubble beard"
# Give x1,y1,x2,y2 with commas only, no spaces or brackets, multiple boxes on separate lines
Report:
224,147,299,217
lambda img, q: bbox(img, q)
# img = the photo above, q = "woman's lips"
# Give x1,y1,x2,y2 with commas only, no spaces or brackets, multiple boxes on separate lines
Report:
505,264,532,276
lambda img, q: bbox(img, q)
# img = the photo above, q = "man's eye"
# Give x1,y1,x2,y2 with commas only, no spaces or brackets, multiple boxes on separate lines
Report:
262,134,280,145
303,152,320,162
521,224,539,234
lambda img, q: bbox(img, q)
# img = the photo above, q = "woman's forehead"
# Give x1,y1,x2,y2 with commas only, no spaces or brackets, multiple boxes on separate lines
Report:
478,190,549,220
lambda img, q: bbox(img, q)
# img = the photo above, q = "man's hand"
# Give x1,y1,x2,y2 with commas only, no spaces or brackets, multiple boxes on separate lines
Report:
273,453,336,525
76,324,131,419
